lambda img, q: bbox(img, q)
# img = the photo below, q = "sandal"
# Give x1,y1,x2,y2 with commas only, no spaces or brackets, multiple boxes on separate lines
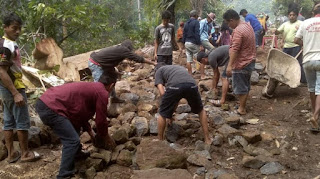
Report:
20,151,41,163
210,99,222,107
310,127,320,133
234,109,246,115
7,151,21,163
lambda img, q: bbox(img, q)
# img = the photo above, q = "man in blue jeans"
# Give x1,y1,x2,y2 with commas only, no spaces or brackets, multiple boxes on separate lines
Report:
88,40,155,103
36,71,117,178
154,63,211,145
240,9,263,47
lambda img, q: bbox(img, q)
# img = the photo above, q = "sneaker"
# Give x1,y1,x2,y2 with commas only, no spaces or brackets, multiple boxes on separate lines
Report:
75,150,90,160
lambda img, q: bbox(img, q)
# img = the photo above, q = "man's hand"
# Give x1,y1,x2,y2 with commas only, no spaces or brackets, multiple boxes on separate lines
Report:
154,54,158,61
226,65,232,77
13,93,25,107
105,134,116,150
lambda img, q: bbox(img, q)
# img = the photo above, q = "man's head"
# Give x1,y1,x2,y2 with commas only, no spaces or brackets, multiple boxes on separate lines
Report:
98,71,117,92
3,12,22,41
214,25,220,33
179,21,184,27
197,51,208,65
190,10,198,19
121,40,134,51
239,9,248,18
223,9,240,29
313,3,320,15
207,12,216,23
288,4,299,23
161,10,172,26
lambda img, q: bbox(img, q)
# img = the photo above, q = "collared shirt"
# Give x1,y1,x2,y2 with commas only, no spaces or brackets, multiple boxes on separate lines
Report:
199,18,212,41
245,14,262,32
40,82,109,136
230,22,256,70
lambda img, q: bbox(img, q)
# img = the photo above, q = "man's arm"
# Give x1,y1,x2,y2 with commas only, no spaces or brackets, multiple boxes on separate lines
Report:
144,58,156,65
226,51,238,77
154,27,159,61
157,84,165,97
294,37,303,46
0,66,25,107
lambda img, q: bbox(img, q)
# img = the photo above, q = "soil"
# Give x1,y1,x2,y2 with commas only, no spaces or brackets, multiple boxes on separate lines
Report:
1,46,320,179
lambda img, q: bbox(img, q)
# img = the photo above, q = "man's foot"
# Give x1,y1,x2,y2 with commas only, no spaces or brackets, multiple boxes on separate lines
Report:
210,99,223,107
21,151,41,163
7,151,21,163
75,149,90,160
111,97,125,103
234,109,246,115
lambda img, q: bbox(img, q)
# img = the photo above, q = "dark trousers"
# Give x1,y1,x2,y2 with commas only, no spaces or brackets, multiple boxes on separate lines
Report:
283,46,306,83
35,100,80,179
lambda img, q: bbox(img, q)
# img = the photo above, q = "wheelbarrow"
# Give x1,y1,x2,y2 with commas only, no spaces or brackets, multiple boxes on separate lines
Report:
266,35,302,88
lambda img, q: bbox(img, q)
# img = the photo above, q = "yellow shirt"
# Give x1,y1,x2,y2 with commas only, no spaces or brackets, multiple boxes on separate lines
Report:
277,20,301,48
258,17,266,30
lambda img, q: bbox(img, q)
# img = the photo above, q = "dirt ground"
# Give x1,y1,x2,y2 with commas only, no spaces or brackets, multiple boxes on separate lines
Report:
1,46,320,179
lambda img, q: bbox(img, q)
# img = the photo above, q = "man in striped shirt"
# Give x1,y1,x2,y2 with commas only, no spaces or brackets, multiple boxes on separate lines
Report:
223,9,256,115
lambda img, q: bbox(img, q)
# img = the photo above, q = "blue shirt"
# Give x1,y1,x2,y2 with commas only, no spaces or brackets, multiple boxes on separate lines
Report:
245,14,262,32
199,19,212,41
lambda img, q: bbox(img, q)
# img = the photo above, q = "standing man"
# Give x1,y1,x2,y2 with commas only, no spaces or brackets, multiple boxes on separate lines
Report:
197,45,230,107
154,10,178,65
88,40,155,103
223,9,256,115
239,9,263,47
183,10,201,75
154,63,211,145
199,12,216,51
0,13,41,163
36,72,117,178
294,4,320,131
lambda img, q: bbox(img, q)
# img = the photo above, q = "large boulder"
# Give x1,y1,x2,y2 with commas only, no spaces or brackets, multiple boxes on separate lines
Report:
131,117,149,136
136,138,187,170
131,168,192,179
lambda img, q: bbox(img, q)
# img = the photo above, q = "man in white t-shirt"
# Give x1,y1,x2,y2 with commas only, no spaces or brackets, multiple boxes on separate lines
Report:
295,4,320,132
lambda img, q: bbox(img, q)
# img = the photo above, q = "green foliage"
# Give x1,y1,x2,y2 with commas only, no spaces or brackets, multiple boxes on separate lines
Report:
272,0,315,18
129,21,155,48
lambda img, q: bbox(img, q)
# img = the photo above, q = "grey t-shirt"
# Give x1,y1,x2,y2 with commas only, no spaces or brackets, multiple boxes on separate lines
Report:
208,45,230,69
155,65,196,87
154,23,175,56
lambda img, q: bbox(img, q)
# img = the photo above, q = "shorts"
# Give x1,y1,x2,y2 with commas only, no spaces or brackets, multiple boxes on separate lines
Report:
157,55,173,65
303,60,320,95
232,61,255,95
201,40,214,51
221,62,229,78
159,83,203,119
185,42,200,63
0,86,30,130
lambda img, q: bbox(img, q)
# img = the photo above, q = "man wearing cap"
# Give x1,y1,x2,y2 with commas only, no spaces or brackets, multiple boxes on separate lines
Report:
182,10,201,75
239,9,263,47
197,45,230,106
199,12,216,51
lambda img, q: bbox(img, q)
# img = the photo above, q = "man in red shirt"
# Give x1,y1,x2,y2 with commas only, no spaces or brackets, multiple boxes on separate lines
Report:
35,71,117,179
223,9,256,115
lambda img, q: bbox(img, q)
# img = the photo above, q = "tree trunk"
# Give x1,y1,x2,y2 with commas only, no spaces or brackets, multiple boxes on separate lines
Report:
190,0,205,17
167,2,176,25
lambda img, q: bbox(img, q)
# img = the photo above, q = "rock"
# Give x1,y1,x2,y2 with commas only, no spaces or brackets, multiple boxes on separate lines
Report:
250,70,259,85
28,126,41,148
129,137,142,146
242,155,266,169
134,69,151,80
0,141,7,161
116,149,132,167
166,123,184,143
175,113,188,120
111,144,125,163
241,131,262,144
121,103,138,113
213,115,225,125
234,136,248,148
30,116,43,127
187,154,211,167
261,131,275,141
176,104,191,114
195,150,212,160
112,128,129,144
80,132,91,144
217,173,239,179
136,90,156,101
217,124,239,138
195,140,205,151
110,118,121,127
132,117,149,136
260,162,284,175
39,125,57,145
138,111,153,120
124,141,136,151
137,103,154,112
108,103,122,117
121,123,136,138
104,164,133,179
243,145,272,157
198,80,211,91
225,116,240,127
117,112,136,124
212,134,224,146
205,169,227,179
99,149,112,164
85,167,96,179
85,158,104,171
196,167,207,175
115,80,131,94
131,168,192,179
120,93,140,104
136,138,187,169
255,62,264,72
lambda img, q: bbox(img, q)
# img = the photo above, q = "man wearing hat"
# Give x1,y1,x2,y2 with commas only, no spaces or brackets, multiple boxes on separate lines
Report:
199,12,216,51
197,45,230,106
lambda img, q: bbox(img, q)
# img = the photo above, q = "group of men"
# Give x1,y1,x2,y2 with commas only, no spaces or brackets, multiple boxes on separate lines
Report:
1,3,320,179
